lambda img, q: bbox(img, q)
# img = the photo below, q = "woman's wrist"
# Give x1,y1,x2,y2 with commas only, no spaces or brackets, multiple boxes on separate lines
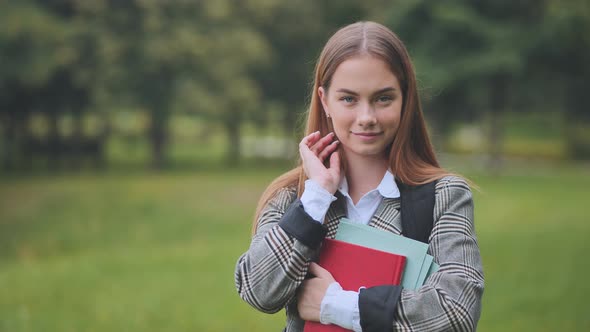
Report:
301,179,337,223
320,282,359,330
310,177,338,195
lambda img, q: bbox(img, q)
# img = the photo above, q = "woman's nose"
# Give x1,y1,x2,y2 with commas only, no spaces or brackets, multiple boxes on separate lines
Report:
357,102,377,126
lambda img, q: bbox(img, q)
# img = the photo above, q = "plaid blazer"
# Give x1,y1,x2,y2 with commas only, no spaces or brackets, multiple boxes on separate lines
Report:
235,176,484,331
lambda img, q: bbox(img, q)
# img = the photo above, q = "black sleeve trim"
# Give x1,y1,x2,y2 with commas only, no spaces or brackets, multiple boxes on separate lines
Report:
278,199,328,249
359,285,402,332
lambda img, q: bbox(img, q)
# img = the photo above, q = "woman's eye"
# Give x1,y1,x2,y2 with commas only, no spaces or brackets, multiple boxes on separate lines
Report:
376,95,393,103
340,96,355,103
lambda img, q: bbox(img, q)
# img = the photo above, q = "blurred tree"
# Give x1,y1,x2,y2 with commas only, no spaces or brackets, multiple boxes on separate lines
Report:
247,0,323,141
2,0,587,171
186,0,272,166
84,0,274,167
0,2,70,170
386,0,561,170
72,0,193,169
527,0,590,159
0,0,277,169
0,0,111,170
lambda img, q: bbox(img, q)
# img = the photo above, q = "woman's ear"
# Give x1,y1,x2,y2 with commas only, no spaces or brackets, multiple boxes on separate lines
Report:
318,87,330,118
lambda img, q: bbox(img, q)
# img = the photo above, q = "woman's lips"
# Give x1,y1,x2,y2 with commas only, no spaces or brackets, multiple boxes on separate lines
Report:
352,132,383,140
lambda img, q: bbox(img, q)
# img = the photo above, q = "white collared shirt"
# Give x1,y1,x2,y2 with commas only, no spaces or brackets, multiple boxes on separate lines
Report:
338,170,400,225
300,170,400,225
300,170,400,331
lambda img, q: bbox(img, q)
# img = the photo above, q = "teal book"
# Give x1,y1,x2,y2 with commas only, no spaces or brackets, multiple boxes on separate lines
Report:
427,259,440,277
416,254,434,289
335,219,438,290
416,255,439,288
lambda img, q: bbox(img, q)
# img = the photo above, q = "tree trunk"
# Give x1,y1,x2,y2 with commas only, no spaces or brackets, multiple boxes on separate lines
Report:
0,112,13,170
282,106,299,159
423,98,453,151
17,109,33,171
488,75,508,174
95,114,111,170
149,111,168,170
225,117,241,167
47,111,61,171
564,76,590,160
71,111,84,170
283,106,298,138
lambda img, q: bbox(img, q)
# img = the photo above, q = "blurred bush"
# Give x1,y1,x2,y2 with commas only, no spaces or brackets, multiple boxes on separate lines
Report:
0,0,588,172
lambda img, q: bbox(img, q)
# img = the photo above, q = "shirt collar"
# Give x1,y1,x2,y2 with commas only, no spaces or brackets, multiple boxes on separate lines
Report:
338,169,400,199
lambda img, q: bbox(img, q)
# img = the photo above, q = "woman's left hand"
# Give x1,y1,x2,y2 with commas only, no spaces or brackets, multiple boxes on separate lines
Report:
299,131,341,194
297,262,336,322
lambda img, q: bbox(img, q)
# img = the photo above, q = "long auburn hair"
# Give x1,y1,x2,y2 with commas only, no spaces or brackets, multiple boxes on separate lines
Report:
252,21,450,232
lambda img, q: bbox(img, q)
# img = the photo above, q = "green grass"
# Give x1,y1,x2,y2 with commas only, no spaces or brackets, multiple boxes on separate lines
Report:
0,164,589,331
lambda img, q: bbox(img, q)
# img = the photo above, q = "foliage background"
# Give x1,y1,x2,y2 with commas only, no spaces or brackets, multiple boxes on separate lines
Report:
1,0,589,331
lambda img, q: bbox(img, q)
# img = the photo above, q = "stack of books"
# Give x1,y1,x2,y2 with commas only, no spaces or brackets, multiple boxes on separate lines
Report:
335,219,439,290
304,218,439,332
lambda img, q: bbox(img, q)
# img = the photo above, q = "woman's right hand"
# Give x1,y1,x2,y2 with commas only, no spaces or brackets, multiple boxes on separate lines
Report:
299,131,341,194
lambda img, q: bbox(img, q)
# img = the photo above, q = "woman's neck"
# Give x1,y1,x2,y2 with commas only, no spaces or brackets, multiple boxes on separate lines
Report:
344,152,389,205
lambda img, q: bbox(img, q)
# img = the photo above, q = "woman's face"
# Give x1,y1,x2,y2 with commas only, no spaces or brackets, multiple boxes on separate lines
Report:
319,55,403,162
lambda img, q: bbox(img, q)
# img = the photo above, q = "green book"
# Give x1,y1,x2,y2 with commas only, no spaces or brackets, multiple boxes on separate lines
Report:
335,219,438,290
416,254,440,288
427,258,440,277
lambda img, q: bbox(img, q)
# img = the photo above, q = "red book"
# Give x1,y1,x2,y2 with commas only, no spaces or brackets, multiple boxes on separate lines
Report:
303,238,406,332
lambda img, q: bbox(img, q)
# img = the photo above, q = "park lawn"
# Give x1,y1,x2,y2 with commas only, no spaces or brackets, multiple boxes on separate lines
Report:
0,165,589,331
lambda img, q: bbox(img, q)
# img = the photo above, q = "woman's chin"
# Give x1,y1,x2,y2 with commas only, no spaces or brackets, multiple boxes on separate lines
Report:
344,147,388,160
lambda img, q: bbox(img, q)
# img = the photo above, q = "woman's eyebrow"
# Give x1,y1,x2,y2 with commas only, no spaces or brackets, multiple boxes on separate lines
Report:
373,87,397,95
335,88,359,95
335,87,397,95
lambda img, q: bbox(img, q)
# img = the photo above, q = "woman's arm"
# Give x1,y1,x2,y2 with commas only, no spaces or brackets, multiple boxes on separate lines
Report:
235,131,341,315
353,176,483,331
391,176,484,331
234,188,327,313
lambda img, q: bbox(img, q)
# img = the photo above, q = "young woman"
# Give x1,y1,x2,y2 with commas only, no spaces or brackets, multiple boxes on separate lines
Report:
235,21,484,331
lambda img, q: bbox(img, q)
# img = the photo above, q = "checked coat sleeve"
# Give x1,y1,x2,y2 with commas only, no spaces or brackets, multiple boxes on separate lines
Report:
393,176,484,331
234,187,324,314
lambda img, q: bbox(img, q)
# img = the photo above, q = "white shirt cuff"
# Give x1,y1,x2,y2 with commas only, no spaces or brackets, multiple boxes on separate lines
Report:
320,282,361,331
300,179,336,224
